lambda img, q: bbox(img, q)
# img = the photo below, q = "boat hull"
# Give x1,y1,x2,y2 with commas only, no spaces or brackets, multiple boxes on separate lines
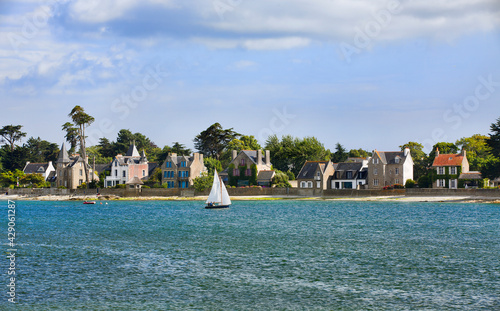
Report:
205,204,230,209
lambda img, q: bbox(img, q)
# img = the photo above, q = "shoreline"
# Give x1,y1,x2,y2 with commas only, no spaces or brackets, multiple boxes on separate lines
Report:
1,194,499,203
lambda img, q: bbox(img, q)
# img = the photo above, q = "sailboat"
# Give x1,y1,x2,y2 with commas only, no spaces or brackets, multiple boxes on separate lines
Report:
205,170,231,209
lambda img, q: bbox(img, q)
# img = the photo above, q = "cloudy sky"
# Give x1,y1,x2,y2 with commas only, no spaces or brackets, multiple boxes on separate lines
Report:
1,0,500,153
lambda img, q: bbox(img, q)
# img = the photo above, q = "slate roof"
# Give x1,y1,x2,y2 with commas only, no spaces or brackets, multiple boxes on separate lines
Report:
375,151,405,164
47,171,57,182
23,163,49,174
459,172,482,180
148,163,159,175
332,162,363,180
257,170,275,182
297,161,330,180
241,150,267,165
57,143,70,163
94,163,111,174
125,143,140,157
432,154,465,167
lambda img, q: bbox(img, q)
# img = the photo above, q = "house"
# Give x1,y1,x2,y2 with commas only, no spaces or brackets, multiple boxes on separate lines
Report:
367,148,413,189
55,143,99,189
161,153,206,188
257,170,275,187
296,160,335,192
329,160,369,190
221,150,273,187
431,148,469,189
104,142,149,188
23,161,56,181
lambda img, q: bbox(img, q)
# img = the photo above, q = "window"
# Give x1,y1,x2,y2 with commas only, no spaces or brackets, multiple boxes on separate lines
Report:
374,179,379,186
166,162,172,168
180,161,187,167
233,169,240,176
115,170,118,177
389,169,392,175
395,168,399,175
164,171,168,178
301,181,307,188
307,181,313,188
246,169,251,176
450,179,456,188
438,167,445,175
395,157,400,164
142,170,146,177
79,169,83,176
438,179,445,187
122,171,126,177
395,179,399,184
450,167,457,174
374,168,378,175
115,161,117,167
373,158,379,164
316,181,321,188
346,171,352,179
240,158,245,166
79,179,83,185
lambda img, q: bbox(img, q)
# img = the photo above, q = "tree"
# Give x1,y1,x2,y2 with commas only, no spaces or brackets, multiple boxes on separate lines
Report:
220,135,262,167
482,117,500,180
204,157,222,176
0,145,29,171
428,142,458,162
348,148,371,158
487,116,500,156
0,169,25,187
24,137,59,163
61,122,79,154
193,173,213,192
272,170,292,188
331,143,348,163
67,106,95,188
86,146,113,164
194,123,240,160
98,138,115,158
0,125,26,152
265,135,331,176
456,134,494,171
400,141,427,181
171,142,192,156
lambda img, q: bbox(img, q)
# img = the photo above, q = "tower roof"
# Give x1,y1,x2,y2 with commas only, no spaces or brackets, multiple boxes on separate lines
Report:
57,143,70,163
125,142,140,157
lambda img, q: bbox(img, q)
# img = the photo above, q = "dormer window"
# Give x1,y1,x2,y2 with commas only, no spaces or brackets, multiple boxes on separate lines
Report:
373,158,379,164
346,171,353,179
395,157,400,164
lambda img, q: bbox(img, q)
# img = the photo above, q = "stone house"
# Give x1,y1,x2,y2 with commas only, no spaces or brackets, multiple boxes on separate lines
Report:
431,148,476,188
55,143,99,189
221,150,273,187
296,160,335,192
329,160,369,190
367,148,413,189
161,153,206,188
105,142,149,188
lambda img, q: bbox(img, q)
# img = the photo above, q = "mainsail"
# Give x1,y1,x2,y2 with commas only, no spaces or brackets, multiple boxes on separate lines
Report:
205,170,231,206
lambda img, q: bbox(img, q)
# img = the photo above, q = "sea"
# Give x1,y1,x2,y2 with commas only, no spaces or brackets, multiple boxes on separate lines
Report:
1,200,499,310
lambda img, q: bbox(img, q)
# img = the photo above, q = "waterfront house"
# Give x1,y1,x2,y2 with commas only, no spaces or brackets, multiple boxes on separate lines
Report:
221,150,273,187
329,160,368,190
161,153,206,188
431,148,469,189
23,161,56,181
367,148,413,189
55,143,99,189
296,160,335,191
104,142,149,188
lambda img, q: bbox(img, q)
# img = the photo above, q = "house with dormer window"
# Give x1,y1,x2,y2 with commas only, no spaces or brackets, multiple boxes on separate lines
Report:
220,150,273,187
296,160,335,193
161,153,206,188
329,159,368,189
104,142,149,188
23,161,56,182
367,148,413,189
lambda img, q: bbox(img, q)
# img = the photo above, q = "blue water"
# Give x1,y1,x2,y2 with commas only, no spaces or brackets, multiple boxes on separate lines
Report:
1,200,499,310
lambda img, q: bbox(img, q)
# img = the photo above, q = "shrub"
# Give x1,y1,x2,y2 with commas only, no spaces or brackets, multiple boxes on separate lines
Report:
405,179,416,188
393,184,404,189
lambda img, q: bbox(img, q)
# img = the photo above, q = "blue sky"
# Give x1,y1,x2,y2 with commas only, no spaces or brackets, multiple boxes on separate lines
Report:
1,0,500,153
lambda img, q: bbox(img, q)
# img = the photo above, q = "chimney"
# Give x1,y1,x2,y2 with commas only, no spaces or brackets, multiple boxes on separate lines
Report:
199,153,203,163
436,148,439,157
265,150,270,166
461,148,466,157
257,150,263,166
232,150,237,160
404,148,410,157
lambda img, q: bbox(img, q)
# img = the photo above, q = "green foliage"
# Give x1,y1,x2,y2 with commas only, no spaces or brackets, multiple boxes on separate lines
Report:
227,164,237,187
428,142,458,163
171,142,192,156
265,135,331,176
249,164,258,185
86,146,113,164
204,157,222,176
456,134,493,171
348,148,371,158
400,141,428,181
115,184,126,189
20,173,48,188
487,116,500,156
62,122,79,153
24,137,59,163
404,179,416,188
98,138,115,158
272,170,291,188
194,123,240,160
331,143,348,163
0,125,27,152
220,135,261,167
0,145,30,171
0,169,25,187
286,171,295,180
418,170,436,188
193,173,213,192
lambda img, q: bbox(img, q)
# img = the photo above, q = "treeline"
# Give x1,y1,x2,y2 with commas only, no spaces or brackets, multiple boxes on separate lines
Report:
1,106,500,189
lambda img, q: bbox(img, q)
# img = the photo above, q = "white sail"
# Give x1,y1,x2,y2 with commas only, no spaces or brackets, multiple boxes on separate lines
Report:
206,170,221,204
220,179,231,206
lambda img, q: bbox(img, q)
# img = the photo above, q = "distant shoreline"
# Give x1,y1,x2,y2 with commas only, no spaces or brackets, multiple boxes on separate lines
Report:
1,194,499,204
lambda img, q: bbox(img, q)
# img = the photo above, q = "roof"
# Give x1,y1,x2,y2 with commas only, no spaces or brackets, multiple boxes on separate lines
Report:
459,172,482,180
47,171,57,182
23,163,49,174
148,162,159,175
332,162,363,180
241,150,267,165
57,143,70,163
257,170,275,181
94,163,111,174
126,176,144,185
296,161,330,180
375,151,406,164
125,143,140,157
432,154,465,167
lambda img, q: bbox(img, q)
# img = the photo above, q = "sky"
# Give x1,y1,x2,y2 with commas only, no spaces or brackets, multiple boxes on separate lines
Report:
1,0,500,154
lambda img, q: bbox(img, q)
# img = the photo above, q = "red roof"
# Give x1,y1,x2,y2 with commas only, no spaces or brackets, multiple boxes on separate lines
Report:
432,154,465,167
